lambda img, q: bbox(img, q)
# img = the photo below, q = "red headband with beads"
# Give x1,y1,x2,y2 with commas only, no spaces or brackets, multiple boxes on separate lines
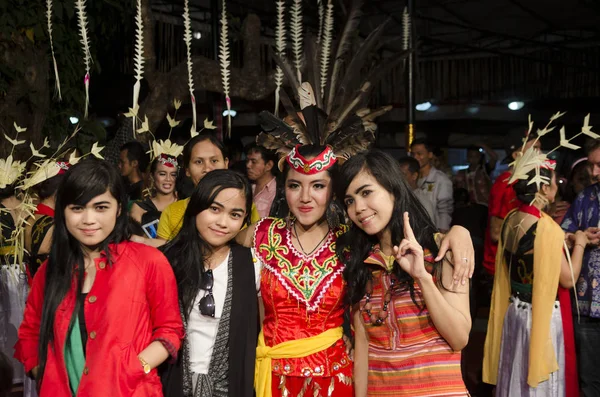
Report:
285,145,337,175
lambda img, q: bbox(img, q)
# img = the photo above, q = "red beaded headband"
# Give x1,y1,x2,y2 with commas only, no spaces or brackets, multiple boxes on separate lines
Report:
285,145,337,175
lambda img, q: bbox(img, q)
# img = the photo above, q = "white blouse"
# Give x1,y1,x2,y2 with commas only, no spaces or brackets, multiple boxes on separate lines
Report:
187,251,261,374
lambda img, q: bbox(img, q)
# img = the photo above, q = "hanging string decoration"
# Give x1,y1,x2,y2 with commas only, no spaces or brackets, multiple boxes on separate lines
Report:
75,0,92,119
290,0,303,82
183,0,198,137
46,0,61,100
317,0,324,45
219,0,232,137
402,7,410,51
132,0,145,136
274,0,286,116
319,0,334,100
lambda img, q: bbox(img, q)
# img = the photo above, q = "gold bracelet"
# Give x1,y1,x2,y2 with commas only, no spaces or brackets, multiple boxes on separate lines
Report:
575,243,586,249
138,356,151,374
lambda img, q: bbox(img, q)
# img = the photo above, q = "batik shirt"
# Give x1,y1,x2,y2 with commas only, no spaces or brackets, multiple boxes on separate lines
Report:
561,183,600,318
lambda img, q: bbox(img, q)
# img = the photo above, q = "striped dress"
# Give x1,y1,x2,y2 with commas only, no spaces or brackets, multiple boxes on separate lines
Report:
362,251,468,396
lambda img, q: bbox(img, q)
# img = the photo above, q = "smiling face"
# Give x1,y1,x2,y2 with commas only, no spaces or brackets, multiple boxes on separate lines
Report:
411,144,433,169
64,190,120,252
153,163,178,195
344,169,395,237
285,168,332,228
195,188,247,250
186,140,229,186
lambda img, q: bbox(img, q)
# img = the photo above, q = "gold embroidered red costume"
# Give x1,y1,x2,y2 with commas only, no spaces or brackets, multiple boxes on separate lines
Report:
253,217,352,395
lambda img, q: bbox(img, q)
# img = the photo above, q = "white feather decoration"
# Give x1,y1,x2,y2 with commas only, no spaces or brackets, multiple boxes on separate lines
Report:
132,0,145,136
75,0,92,119
183,0,197,136
320,0,334,100
274,0,286,116
219,0,232,137
290,0,303,82
46,0,61,101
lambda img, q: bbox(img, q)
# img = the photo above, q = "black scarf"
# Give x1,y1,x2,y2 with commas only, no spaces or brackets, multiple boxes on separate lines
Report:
161,244,259,397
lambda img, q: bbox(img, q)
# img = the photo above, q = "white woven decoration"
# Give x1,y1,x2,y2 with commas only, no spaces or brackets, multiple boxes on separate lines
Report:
219,0,232,137
75,0,92,119
290,0,303,82
402,7,410,51
46,0,61,100
0,123,27,189
183,0,198,136
274,0,286,116
132,0,145,135
317,0,324,45
320,0,334,100
509,113,598,190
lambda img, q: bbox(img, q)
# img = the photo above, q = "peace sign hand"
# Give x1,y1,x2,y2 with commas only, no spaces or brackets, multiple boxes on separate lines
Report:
392,212,430,281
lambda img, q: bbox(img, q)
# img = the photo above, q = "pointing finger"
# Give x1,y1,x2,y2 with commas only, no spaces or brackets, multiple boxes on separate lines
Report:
403,212,416,241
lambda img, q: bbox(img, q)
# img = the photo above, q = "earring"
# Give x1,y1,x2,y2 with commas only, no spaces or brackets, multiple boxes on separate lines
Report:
326,202,341,229
286,211,296,229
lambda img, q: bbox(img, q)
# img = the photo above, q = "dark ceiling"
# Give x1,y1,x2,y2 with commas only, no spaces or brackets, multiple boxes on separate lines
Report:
90,0,600,145
152,0,600,60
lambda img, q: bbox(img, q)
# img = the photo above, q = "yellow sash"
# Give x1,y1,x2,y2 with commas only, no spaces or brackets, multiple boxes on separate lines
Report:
255,327,343,397
483,211,563,387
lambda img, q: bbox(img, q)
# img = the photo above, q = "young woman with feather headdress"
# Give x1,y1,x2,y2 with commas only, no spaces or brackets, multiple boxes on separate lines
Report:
483,114,594,397
235,2,475,395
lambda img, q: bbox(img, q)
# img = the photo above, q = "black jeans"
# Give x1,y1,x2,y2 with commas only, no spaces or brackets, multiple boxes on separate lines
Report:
574,316,600,396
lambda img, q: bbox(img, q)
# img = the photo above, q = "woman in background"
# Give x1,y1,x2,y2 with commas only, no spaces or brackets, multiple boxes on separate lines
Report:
130,154,179,239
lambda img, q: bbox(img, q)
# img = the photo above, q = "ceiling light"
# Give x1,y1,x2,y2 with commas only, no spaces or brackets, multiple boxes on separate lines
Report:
223,109,237,117
193,31,202,40
69,116,79,125
466,105,480,114
508,101,524,111
416,101,432,111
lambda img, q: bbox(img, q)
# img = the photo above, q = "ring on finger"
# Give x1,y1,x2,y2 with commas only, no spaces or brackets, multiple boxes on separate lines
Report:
462,257,469,262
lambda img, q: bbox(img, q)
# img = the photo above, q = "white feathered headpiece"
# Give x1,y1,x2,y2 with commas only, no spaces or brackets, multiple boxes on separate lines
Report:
509,112,598,190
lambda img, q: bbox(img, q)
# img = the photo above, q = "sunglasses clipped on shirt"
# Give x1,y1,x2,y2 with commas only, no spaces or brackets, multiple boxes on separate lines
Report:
199,269,215,317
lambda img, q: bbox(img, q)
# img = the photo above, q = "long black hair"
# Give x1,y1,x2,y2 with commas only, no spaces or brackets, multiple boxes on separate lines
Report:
335,150,442,307
161,169,252,319
38,158,130,381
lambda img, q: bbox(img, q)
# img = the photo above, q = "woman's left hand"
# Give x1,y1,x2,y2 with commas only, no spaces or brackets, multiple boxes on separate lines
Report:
393,212,429,281
435,225,474,285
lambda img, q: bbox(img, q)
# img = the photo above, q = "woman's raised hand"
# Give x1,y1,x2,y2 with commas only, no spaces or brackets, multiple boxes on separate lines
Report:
393,212,429,281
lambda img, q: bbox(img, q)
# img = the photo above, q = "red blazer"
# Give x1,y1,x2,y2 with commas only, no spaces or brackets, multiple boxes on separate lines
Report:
15,241,184,397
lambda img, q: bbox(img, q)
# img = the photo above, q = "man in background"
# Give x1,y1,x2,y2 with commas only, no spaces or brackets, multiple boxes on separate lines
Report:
118,141,149,202
410,138,453,232
246,144,281,219
561,138,600,396
398,156,436,221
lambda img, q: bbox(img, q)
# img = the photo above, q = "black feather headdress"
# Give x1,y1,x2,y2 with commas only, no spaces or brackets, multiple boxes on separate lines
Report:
257,0,406,169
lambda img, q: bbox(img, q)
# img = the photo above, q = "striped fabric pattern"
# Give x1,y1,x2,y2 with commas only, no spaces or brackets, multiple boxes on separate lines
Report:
363,267,468,396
